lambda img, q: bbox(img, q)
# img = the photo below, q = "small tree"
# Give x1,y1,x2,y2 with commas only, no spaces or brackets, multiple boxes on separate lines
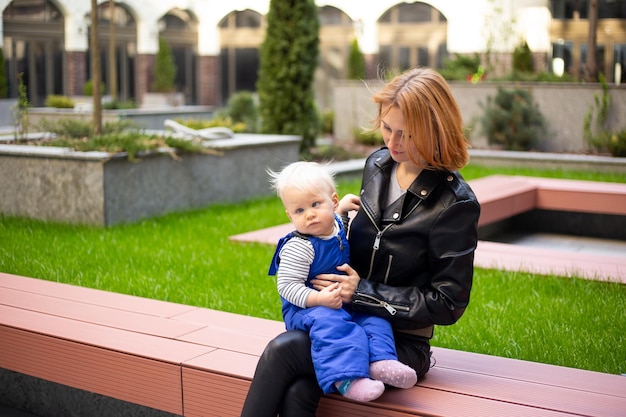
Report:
0,48,8,98
13,73,30,143
257,0,320,152
480,87,548,151
152,37,177,93
512,41,533,73
347,38,365,80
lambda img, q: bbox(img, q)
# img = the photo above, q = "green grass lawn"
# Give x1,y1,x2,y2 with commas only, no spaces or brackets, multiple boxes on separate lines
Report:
1,164,625,375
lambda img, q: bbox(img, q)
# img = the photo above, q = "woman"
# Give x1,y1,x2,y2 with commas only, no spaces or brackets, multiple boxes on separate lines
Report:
240,67,480,417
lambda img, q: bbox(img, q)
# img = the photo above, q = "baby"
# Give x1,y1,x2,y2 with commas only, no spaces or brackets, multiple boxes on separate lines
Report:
267,161,417,402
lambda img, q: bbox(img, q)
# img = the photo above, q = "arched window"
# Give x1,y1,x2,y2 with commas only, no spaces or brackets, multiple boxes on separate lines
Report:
378,2,448,72
2,0,64,105
219,10,264,103
158,9,199,104
89,2,137,102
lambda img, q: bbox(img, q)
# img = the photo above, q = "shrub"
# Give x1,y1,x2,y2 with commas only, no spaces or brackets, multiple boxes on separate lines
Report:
44,95,75,109
479,87,548,151
222,91,258,132
584,73,626,156
177,116,247,133
589,130,626,157
103,100,137,110
319,110,334,136
440,54,483,81
512,41,533,73
83,79,106,96
39,118,135,139
354,128,383,146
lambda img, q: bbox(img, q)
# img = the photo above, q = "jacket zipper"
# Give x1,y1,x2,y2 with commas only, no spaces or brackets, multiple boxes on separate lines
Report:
364,207,394,280
353,293,410,315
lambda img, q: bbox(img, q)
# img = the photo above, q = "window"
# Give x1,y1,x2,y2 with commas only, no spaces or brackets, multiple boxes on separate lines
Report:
551,0,626,19
3,0,61,21
319,6,349,26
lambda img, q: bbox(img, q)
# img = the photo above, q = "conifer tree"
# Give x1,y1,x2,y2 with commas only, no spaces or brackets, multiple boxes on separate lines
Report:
257,0,320,151
347,38,365,80
152,38,177,93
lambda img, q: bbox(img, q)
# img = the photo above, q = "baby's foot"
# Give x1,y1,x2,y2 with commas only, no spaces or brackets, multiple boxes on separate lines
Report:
370,360,417,389
335,378,385,402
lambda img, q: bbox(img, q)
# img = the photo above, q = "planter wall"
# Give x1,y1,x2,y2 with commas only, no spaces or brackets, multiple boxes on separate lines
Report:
332,80,626,153
27,106,214,130
0,134,301,226
0,99,18,127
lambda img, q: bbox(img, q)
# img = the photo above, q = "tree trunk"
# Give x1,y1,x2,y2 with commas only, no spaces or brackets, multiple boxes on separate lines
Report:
109,0,117,101
91,0,102,135
585,0,599,82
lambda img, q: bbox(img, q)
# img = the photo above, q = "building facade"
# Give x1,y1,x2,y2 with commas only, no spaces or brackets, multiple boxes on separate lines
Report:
1,0,625,108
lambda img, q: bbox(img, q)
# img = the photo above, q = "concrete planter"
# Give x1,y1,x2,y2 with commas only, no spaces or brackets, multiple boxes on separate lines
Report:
0,134,301,226
27,106,215,130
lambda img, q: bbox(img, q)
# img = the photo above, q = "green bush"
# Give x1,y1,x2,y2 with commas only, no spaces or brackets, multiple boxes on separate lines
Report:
83,79,106,96
103,99,137,110
354,128,383,146
319,110,334,136
589,130,626,157
440,53,483,81
177,116,247,133
44,95,75,109
39,118,135,139
221,91,258,132
512,41,533,73
479,87,548,151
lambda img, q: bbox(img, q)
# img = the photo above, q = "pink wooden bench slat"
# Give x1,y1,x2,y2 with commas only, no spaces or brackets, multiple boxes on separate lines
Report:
431,346,626,398
0,286,205,339
0,326,184,415
356,386,573,417
422,367,625,417
171,307,286,338
182,369,251,417
0,304,213,363
0,272,196,318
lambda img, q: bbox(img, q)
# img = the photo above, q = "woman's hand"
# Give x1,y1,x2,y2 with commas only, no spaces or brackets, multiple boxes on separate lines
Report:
311,264,360,304
336,194,360,216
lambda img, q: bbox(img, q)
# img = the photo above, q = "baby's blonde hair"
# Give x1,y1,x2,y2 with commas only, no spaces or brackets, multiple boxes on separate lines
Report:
268,161,336,200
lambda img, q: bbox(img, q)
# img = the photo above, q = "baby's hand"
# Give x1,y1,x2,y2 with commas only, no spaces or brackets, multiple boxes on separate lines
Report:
316,282,343,309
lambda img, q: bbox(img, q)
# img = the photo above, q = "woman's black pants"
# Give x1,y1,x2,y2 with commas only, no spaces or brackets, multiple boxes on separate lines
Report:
239,330,431,417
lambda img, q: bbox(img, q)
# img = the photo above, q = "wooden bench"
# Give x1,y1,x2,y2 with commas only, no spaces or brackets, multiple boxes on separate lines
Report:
1,272,625,417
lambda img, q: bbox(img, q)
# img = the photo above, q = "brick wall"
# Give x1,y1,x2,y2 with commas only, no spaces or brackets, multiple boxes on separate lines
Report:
197,55,220,107
136,54,155,106
66,51,87,97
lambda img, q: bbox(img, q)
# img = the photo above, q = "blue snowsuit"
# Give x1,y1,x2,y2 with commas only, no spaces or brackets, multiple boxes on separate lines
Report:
268,216,399,394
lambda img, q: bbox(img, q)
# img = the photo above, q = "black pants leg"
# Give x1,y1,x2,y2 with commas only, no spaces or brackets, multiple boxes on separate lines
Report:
240,330,321,417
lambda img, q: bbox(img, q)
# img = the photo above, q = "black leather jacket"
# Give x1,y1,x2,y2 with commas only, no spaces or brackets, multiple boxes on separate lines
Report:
349,148,480,337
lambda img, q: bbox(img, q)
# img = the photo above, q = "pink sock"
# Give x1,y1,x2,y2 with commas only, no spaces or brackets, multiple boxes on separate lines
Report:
335,378,385,402
369,360,417,389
